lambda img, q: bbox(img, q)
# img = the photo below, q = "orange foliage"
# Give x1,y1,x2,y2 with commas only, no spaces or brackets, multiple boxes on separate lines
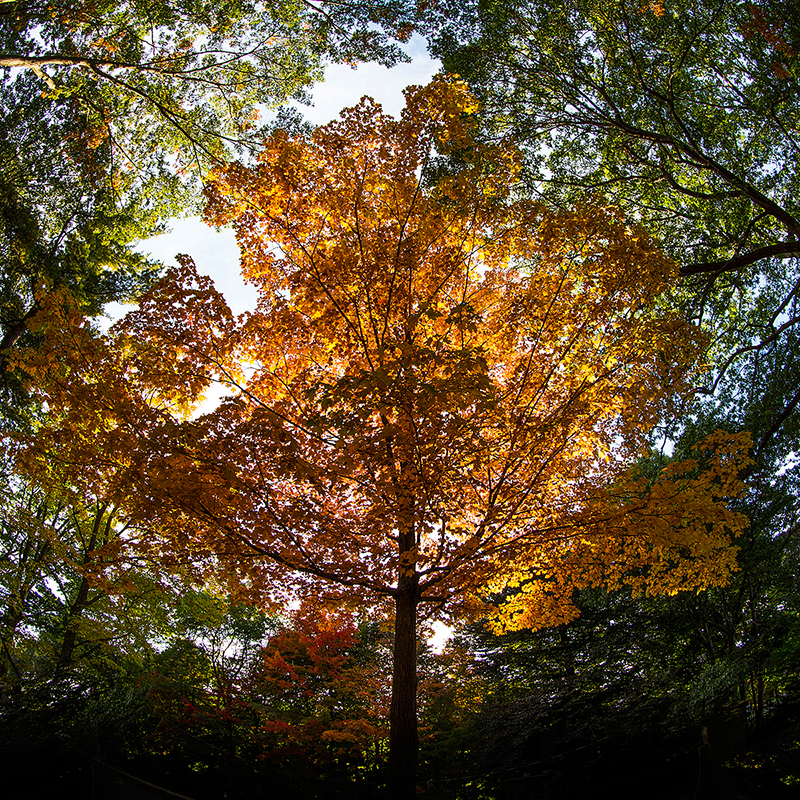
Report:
251,608,389,762
14,78,750,633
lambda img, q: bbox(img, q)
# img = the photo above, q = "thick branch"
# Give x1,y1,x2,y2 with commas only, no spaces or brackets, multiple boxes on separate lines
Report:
0,305,39,352
681,242,800,276
0,52,255,87
599,117,800,238
0,54,123,69
757,383,800,458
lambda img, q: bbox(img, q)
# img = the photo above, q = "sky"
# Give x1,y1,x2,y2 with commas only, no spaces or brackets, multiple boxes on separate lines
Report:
125,35,440,319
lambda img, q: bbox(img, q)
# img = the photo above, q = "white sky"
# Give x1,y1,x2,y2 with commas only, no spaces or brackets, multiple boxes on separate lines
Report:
123,35,440,319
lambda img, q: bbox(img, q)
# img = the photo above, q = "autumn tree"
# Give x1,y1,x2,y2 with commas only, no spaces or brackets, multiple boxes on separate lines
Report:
250,608,390,773
15,80,751,799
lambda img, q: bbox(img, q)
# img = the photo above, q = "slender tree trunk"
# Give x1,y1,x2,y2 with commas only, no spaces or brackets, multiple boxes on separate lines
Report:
56,572,92,673
0,603,26,680
0,537,51,680
387,574,419,800
56,511,106,674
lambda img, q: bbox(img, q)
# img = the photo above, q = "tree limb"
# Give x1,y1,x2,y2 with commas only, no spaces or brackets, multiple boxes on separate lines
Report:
681,242,800,276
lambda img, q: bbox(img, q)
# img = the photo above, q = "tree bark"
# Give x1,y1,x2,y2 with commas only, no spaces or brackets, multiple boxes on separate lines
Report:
387,574,419,800
0,306,37,352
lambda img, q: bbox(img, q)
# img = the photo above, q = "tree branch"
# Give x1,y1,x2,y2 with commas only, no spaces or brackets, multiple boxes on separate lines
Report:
757,382,800,458
681,241,800,276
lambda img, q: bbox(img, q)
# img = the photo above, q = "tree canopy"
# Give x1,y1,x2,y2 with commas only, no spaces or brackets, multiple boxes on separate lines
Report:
11,78,753,799
0,0,413,192
6,2,799,796
428,0,800,413
431,0,799,272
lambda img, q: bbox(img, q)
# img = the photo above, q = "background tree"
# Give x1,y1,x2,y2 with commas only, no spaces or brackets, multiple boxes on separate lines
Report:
663,329,800,729
0,72,165,426
0,454,178,687
15,78,752,799
249,608,390,777
0,584,285,799
428,0,800,412
0,0,413,192
425,8,800,771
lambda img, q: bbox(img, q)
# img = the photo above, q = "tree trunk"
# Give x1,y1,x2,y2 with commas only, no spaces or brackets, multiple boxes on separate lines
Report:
386,410,420,800
0,305,38,354
387,578,419,800
0,537,51,680
56,572,92,673
56,517,103,675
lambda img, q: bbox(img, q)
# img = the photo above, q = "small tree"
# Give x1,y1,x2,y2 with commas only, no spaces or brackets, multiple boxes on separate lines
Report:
17,79,750,799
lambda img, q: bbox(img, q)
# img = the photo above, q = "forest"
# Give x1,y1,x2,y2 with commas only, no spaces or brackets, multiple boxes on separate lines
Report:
0,1,799,798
